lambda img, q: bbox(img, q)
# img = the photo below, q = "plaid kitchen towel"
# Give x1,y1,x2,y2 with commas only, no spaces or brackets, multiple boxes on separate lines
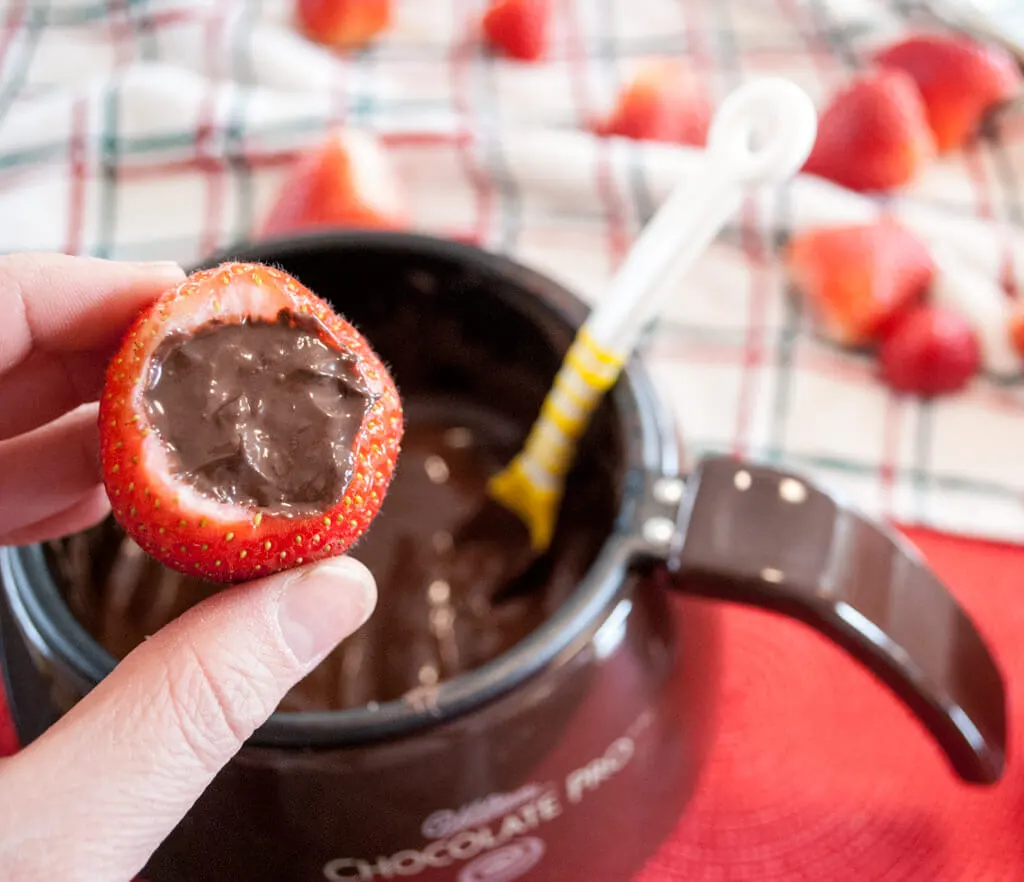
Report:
1,0,1024,541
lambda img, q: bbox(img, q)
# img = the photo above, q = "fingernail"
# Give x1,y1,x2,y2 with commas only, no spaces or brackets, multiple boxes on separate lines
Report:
277,558,377,664
128,260,186,282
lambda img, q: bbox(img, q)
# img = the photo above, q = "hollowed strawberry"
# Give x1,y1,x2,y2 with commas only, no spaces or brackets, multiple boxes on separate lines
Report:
99,262,403,583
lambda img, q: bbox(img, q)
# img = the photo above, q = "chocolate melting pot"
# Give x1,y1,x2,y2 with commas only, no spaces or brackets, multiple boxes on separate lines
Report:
0,233,1009,882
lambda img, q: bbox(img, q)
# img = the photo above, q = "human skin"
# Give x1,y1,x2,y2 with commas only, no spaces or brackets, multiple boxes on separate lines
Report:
0,254,377,882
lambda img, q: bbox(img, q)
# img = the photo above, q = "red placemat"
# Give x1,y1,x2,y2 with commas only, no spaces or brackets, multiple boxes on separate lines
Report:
2,528,1021,880
639,527,1024,882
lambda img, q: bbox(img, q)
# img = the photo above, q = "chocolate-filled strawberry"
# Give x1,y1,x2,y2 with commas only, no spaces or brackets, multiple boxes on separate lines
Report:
99,262,403,583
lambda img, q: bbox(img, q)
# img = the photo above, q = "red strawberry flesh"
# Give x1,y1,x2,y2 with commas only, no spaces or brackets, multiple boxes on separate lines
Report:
99,262,403,583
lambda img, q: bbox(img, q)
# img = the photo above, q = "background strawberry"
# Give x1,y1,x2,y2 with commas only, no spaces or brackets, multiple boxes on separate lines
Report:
593,59,711,146
803,69,936,192
1009,307,1024,361
875,34,1022,152
99,262,403,583
930,254,1021,380
296,0,391,48
879,304,980,396
482,0,551,62
785,219,935,346
261,130,409,237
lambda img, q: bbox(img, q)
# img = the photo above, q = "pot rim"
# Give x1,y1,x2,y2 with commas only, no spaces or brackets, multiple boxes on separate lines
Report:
1,230,683,749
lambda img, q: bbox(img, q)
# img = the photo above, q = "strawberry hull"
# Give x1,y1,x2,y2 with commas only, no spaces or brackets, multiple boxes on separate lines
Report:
98,262,403,583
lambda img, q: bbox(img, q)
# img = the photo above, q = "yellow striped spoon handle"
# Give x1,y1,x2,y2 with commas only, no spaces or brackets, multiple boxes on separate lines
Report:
488,329,626,551
489,77,818,552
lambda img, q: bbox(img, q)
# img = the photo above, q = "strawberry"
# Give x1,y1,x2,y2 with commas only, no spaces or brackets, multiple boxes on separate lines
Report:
803,69,936,192
296,0,391,48
261,130,409,238
879,304,980,397
99,262,403,583
482,0,551,62
593,59,711,146
1008,307,1024,361
785,220,935,346
875,34,1022,152
930,255,1020,379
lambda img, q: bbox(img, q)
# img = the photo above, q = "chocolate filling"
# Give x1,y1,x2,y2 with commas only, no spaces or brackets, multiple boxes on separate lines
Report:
143,313,371,516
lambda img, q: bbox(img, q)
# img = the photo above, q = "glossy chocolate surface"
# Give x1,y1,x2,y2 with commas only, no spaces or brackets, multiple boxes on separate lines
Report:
144,313,370,516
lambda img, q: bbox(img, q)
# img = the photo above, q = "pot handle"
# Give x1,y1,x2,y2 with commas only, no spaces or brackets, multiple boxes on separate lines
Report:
662,455,1006,785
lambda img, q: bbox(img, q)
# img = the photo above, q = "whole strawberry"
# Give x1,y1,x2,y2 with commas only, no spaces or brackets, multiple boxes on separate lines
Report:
99,262,403,583
593,59,711,146
261,130,409,238
804,69,935,192
785,219,934,346
1010,307,1024,361
482,0,551,62
297,0,391,48
880,304,980,397
875,34,1022,152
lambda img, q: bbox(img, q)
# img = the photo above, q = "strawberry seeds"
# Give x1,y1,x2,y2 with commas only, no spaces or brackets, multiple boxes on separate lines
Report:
99,262,403,583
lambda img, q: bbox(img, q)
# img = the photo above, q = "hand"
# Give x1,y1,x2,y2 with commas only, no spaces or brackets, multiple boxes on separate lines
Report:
0,254,377,881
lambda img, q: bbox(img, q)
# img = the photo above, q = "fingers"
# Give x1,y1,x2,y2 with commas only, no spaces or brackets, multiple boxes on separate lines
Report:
0,404,101,536
0,347,111,441
0,254,183,442
0,556,377,882
0,254,184,374
0,485,110,547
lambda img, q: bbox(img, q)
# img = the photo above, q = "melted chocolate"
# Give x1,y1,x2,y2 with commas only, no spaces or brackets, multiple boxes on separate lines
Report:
51,399,610,711
144,314,370,517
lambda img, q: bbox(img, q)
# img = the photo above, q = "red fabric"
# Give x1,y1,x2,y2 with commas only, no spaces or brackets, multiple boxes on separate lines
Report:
640,528,1024,881
0,669,16,759
1,529,1021,879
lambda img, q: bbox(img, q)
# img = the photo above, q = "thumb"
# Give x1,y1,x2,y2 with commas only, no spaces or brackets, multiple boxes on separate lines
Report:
0,555,376,882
